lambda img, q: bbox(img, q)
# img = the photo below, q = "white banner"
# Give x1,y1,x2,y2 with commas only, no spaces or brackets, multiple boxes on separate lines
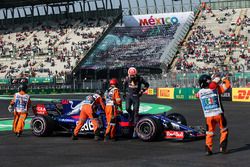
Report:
123,12,194,27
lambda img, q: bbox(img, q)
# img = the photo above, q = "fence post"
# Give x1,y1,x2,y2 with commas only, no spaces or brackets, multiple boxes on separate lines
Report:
73,78,76,91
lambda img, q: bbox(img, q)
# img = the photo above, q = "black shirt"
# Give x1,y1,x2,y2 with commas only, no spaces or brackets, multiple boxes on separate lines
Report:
123,75,149,96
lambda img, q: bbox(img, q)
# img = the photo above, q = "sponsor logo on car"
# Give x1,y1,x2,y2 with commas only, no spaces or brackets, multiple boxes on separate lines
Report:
80,120,94,131
58,118,75,123
61,99,69,104
36,105,47,115
67,100,84,115
165,131,184,139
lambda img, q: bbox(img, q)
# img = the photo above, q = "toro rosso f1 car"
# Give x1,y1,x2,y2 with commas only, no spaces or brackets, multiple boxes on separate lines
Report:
30,100,205,141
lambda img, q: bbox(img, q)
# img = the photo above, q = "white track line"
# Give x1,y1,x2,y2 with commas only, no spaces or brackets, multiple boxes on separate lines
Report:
0,116,34,121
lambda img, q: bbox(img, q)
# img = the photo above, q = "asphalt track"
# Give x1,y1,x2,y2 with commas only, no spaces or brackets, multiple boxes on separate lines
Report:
0,94,250,167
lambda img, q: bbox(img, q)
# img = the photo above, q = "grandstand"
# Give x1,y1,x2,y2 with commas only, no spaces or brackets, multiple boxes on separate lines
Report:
0,0,250,90
166,3,250,88
0,0,122,86
174,7,250,73
0,17,111,77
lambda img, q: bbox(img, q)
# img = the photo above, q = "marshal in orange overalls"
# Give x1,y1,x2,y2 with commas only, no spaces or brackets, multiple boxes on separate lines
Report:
197,75,230,155
104,79,122,141
72,95,105,140
12,85,31,137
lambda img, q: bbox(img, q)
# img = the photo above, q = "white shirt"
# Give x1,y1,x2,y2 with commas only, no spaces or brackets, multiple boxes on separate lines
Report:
197,88,223,117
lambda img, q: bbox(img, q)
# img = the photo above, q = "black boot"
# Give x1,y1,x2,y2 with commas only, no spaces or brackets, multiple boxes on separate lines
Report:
71,134,78,140
111,137,117,142
220,141,228,154
104,136,109,142
205,145,213,156
94,135,101,141
16,132,22,137
94,129,101,141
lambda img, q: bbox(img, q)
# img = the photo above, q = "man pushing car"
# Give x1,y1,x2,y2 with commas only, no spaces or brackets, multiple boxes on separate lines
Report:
72,92,105,141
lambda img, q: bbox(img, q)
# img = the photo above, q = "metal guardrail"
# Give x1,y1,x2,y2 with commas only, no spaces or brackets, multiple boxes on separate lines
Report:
143,72,250,88
0,72,249,93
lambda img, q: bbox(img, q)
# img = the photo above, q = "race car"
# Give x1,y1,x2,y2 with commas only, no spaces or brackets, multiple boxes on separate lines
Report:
30,99,205,141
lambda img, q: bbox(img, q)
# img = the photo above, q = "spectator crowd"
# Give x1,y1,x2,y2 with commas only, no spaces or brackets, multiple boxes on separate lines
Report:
0,17,112,80
175,6,250,75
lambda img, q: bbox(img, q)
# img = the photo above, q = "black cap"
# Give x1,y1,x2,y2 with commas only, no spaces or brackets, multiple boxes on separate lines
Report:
199,74,211,88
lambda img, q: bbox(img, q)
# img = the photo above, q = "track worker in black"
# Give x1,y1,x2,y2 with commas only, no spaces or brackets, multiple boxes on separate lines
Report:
123,67,149,137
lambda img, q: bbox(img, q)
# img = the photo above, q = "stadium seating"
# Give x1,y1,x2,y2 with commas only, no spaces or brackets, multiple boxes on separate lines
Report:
0,18,111,79
174,7,250,74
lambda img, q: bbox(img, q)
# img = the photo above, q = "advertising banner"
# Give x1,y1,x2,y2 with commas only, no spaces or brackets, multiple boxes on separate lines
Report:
157,88,174,99
232,88,250,102
123,12,194,27
55,77,65,84
174,88,186,100
0,79,10,84
29,77,54,84
186,88,199,100
144,88,155,95
174,88,199,100
221,88,232,101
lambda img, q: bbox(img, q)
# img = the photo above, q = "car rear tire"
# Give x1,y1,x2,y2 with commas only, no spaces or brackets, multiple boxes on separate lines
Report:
31,116,54,137
135,116,163,142
167,113,187,126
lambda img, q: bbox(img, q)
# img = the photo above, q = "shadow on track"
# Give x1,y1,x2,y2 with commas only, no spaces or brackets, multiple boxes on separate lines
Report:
227,144,250,154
